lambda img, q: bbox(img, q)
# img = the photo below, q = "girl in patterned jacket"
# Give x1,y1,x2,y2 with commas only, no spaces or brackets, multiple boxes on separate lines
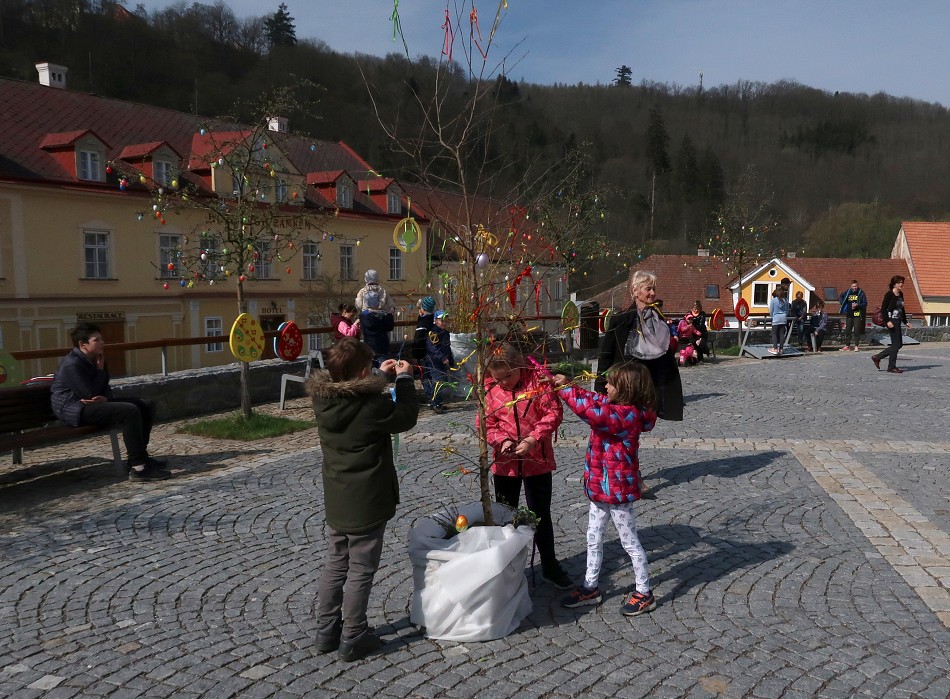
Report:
551,361,659,617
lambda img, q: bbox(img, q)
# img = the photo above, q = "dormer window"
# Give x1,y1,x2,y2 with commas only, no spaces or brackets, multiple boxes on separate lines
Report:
77,148,102,181
387,190,401,214
337,180,351,208
154,159,172,186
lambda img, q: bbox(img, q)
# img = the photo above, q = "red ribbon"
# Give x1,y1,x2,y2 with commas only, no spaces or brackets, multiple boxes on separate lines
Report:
442,8,454,61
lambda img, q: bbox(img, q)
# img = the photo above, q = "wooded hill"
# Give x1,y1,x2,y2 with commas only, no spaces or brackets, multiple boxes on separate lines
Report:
5,0,950,259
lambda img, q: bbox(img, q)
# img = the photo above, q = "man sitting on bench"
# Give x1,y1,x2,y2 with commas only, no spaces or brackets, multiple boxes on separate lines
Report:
51,323,170,481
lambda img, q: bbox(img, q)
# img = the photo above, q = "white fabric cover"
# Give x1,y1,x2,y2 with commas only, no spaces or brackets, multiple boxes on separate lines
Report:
408,502,534,641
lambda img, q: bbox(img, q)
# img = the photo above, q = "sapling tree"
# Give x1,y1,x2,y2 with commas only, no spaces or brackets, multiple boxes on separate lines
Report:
364,1,627,525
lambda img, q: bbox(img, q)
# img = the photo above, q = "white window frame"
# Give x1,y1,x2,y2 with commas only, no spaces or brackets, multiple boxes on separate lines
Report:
159,233,181,279
752,282,774,308
387,189,401,214
389,247,403,281
276,178,289,203
77,149,102,181
83,229,111,279
303,242,320,280
205,316,223,352
154,160,172,187
553,275,565,302
339,244,355,281
337,180,351,208
255,240,273,279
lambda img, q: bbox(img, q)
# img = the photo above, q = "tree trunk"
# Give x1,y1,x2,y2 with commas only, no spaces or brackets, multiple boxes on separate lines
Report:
236,278,253,420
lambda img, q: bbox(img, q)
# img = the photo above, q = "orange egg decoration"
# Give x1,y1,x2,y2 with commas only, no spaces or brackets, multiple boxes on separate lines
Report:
455,515,469,533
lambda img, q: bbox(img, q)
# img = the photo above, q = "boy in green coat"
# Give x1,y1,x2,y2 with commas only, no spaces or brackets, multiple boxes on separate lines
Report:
308,337,418,661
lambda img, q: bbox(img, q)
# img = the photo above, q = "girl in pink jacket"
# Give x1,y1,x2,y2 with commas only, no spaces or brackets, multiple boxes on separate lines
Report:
552,361,658,617
477,344,568,589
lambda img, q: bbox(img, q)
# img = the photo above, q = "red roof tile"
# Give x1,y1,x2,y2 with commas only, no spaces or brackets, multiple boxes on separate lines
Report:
38,130,93,149
899,222,950,297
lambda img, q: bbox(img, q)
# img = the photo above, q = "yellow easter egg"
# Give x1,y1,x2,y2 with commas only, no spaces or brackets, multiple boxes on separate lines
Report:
229,313,264,362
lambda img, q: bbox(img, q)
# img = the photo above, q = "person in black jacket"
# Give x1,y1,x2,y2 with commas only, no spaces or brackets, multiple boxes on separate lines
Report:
596,271,684,421
308,338,417,661
359,291,395,367
871,275,912,374
50,323,169,481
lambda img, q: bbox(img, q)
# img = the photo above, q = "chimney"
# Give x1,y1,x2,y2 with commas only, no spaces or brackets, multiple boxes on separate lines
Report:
786,251,796,258
267,116,288,133
36,62,68,89
697,248,709,257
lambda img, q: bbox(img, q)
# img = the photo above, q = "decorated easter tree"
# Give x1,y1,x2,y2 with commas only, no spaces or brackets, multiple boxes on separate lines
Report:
368,2,630,526
109,84,331,419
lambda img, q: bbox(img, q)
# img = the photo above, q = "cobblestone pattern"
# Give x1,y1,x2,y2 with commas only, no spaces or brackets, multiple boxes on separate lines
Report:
1,344,948,697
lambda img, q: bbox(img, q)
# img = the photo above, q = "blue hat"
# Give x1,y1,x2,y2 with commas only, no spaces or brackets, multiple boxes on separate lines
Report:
435,310,449,320
420,296,436,312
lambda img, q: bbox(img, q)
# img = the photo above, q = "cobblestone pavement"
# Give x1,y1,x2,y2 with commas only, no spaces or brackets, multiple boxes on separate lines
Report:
1,343,948,698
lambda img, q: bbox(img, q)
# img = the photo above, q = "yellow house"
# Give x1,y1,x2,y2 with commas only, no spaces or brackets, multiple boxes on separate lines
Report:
0,73,430,379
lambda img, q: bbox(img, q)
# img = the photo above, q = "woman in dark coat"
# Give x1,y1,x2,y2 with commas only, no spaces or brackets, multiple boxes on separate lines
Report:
595,270,684,421
871,275,912,374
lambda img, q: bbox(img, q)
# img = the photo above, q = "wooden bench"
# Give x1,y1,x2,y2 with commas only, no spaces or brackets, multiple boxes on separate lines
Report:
0,382,123,474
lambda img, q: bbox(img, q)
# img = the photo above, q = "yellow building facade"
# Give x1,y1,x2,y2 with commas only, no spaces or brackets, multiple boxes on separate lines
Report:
0,76,431,379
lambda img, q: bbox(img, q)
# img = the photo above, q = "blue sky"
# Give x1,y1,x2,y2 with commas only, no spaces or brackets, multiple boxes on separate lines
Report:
134,0,950,108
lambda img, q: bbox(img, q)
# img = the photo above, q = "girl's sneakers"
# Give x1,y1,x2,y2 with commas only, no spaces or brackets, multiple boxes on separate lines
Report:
561,586,603,608
621,590,656,616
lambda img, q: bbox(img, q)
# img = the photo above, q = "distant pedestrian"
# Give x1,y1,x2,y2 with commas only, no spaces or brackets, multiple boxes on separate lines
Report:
871,275,912,374
355,269,395,313
424,310,455,413
838,280,868,351
552,361,658,617
360,291,395,367
808,299,828,351
334,304,360,342
791,291,808,347
768,287,790,355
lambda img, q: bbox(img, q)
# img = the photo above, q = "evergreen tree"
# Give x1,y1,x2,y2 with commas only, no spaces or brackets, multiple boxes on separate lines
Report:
613,65,632,87
265,2,296,49
645,104,671,175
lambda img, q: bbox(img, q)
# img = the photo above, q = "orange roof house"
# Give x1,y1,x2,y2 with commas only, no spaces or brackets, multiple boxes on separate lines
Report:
893,222,950,324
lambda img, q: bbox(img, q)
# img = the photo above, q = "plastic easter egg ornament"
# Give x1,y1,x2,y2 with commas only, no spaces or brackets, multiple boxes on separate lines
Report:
274,321,303,361
229,313,264,362
476,253,489,268
455,515,469,533
163,282,169,290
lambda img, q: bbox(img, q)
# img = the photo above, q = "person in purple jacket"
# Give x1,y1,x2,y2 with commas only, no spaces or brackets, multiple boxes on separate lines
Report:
550,361,659,617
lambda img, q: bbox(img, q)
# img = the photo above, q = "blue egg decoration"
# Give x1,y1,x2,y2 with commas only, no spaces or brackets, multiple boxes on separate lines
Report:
179,279,187,287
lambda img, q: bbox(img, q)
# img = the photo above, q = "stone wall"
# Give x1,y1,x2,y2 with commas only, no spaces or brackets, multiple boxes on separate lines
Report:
111,358,309,422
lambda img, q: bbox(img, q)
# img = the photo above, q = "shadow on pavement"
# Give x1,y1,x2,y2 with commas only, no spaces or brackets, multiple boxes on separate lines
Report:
647,451,783,497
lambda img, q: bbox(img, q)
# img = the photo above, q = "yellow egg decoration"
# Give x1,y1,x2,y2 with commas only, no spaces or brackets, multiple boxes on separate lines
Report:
229,313,264,362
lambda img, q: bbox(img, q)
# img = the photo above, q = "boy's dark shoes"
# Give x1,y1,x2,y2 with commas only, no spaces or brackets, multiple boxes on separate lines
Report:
315,620,341,653
129,465,171,481
147,456,168,468
338,630,382,662
561,586,603,608
621,590,656,617
887,367,903,374
541,564,573,590
871,356,881,370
